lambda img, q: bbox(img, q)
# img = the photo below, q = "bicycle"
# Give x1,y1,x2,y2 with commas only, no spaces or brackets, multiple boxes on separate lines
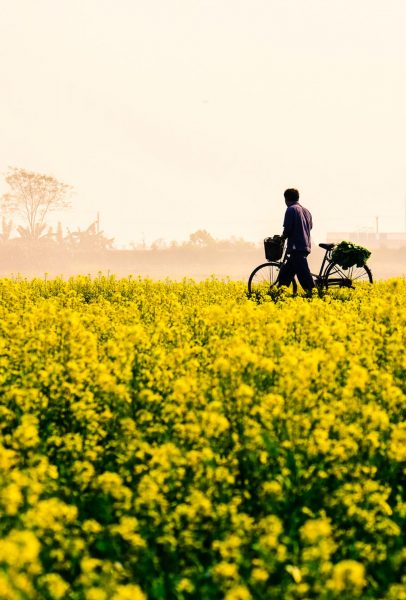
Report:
248,239,373,296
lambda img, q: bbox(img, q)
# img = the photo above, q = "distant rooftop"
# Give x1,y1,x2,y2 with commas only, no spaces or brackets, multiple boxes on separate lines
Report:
326,231,406,249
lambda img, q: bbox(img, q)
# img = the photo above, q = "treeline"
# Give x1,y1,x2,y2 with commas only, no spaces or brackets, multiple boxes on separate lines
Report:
1,166,404,281
132,229,256,251
0,166,261,277
0,217,115,251
1,166,256,252
1,166,114,250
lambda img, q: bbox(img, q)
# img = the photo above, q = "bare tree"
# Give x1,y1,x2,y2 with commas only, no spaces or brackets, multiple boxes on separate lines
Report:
2,167,72,239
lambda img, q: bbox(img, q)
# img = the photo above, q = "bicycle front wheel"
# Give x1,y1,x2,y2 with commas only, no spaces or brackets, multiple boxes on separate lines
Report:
248,262,297,297
324,261,373,288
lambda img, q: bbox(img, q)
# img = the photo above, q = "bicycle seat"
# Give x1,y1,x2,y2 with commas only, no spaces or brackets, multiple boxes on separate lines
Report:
319,243,335,250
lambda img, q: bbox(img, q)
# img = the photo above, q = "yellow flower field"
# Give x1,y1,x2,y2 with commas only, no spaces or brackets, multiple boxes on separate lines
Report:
0,276,405,599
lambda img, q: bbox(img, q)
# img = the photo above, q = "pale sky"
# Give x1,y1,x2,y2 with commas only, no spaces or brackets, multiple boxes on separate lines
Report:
1,0,405,246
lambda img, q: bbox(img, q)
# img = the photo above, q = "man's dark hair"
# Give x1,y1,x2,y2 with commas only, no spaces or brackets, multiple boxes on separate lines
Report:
284,188,299,203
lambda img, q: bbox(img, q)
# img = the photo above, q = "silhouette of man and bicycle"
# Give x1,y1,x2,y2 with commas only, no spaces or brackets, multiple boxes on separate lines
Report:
248,188,373,296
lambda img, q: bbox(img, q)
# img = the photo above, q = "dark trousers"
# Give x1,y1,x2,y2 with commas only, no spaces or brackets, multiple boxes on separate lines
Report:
278,251,315,292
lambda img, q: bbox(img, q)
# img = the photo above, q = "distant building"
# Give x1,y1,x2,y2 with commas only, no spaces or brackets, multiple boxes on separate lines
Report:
326,199,406,249
326,231,406,249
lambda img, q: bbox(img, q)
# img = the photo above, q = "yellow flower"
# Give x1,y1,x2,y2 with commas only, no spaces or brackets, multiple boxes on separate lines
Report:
0,530,41,571
251,567,268,582
110,517,146,549
0,483,23,515
13,415,39,449
224,585,252,600
0,444,17,470
327,560,366,594
82,519,103,534
176,578,195,593
213,535,242,560
213,561,239,580
286,565,302,583
300,518,332,544
111,584,147,600
262,480,283,498
388,422,406,462
39,574,70,600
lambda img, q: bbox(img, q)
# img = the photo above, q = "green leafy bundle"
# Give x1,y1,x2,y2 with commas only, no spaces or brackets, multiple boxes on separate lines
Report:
332,240,371,269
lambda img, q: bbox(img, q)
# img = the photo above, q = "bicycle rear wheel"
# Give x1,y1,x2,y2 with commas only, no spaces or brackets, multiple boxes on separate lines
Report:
248,262,297,297
324,262,373,288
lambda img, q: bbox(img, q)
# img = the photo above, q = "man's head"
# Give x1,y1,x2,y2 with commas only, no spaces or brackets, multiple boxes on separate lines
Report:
284,188,299,206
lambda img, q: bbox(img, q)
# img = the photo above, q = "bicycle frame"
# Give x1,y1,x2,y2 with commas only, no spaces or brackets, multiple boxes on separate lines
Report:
254,241,372,292
312,247,333,283
309,246,372,288
272,245,332,282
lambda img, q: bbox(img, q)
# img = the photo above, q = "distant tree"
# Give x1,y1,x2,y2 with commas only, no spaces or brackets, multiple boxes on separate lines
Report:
16,223,48,241
2,167,72,239
151,238,168,250
0,216,13,242
65,220,114,250
188,229,215,247
216,235,256,250
56,221,64,245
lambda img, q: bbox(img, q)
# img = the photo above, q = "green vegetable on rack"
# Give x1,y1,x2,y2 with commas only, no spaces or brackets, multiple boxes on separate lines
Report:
332,240,371,269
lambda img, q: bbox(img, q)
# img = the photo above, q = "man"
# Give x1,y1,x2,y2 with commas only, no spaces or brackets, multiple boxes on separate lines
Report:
278,188,315,292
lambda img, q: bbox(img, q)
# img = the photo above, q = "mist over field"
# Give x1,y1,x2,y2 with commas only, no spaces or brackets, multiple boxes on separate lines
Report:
0,233,404,282
0,165,404,282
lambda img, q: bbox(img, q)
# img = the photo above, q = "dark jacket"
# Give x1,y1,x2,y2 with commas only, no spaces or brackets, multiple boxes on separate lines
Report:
283,203,312,253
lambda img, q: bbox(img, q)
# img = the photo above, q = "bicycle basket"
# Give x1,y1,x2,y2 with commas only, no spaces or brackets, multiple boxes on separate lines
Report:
264,236,284,261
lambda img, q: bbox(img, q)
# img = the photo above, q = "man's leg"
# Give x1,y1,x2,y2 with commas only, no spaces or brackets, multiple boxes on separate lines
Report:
277,254,295,287
291,252,315,291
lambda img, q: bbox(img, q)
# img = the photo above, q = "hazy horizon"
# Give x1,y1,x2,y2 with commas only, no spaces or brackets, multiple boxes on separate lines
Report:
1,0,406,247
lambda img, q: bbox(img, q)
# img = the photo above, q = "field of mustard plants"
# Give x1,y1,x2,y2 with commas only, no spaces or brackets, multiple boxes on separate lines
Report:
0,276,405,600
